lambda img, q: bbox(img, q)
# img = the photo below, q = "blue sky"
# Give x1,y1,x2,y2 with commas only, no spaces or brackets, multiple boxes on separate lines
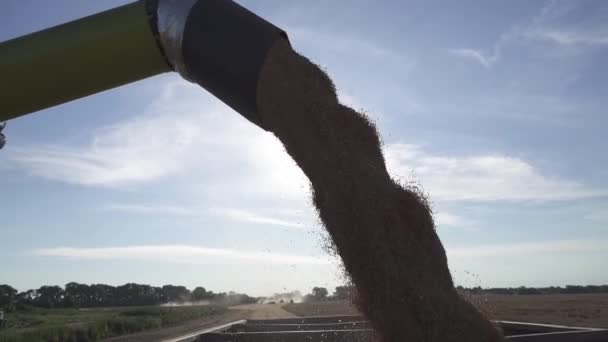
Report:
1,0,607,296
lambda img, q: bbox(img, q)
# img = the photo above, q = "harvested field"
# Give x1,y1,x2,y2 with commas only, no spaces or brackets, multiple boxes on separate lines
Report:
284,294,608,329
479,294,608,328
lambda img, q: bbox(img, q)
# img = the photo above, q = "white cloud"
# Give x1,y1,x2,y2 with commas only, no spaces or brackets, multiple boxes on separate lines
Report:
32,245,335,265
11,83,601,205
533,0,578,25
208,207,305,229
101,204,196,216
384,144,602,201
449,48,496,68
102,203,309,229
434,212,475,228
8,68,601,207
584,210,608,223
450,2,608,66
448,29,511,67
9,83,205,186
9,79,309,199
31,239,607,266
447,239,607,259
526,29,608,46
10,145,176,186
525,1,608,48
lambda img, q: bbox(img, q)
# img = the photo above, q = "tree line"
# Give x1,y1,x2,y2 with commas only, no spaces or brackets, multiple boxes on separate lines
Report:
303,284,608,302
0,283,257,312
3,283,606,311
457,285,608,296
302,286,354,302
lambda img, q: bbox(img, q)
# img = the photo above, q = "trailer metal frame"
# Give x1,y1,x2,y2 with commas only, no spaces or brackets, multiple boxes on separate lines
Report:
172,315,608,342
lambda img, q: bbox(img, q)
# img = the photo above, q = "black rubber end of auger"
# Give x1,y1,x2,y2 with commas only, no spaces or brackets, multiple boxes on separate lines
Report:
182,0,288,130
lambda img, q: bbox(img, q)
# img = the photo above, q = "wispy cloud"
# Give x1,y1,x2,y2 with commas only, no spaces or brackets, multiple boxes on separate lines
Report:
8,85,206,186
102,203,308,229
6,25,413,197
101,204,196,216
448,28,512,67
32,245,335,265
208,207,305,229
584,210,608,223
447,239,608,259
12,89,602,204
384,144,602,201
434,212,476,228
450,1,608,66
524,1,608,48
533,0,579,25
8,80,309,199
6,26,602,208
31,239,607,265
526,29,608,46
449,48,497,68
9,145,179,186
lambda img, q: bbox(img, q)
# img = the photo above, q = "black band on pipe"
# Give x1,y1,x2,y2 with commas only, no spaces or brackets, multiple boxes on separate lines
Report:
181,0,288,129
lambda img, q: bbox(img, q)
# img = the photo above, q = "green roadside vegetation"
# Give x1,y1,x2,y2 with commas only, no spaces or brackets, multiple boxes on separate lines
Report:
0,305,226,342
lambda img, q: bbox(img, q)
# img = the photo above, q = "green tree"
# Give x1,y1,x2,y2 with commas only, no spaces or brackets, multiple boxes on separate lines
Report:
332,286,353,300
114,283,162,306
16,289,35,306
64,282,91,308
311,287,328,301
0,285,18,311
89,283,115,306
161,285,191,303
192,287,211,301
33,286,64,308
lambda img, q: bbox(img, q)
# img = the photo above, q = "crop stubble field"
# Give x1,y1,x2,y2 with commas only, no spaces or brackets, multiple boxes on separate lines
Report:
283,294,608,329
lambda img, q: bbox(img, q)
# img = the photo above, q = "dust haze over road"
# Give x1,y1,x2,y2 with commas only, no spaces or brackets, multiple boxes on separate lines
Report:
232,303,297,320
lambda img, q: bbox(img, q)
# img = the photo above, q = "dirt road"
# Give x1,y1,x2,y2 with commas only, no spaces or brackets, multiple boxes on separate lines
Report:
103,304,296,342
103,310,247,342
233,303,298,320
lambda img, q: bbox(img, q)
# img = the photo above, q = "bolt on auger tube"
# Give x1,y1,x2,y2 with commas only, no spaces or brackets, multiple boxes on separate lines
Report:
0,0,288,129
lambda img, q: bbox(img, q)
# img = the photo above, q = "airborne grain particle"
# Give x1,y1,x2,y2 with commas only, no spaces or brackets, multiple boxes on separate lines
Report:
257,39,504,341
